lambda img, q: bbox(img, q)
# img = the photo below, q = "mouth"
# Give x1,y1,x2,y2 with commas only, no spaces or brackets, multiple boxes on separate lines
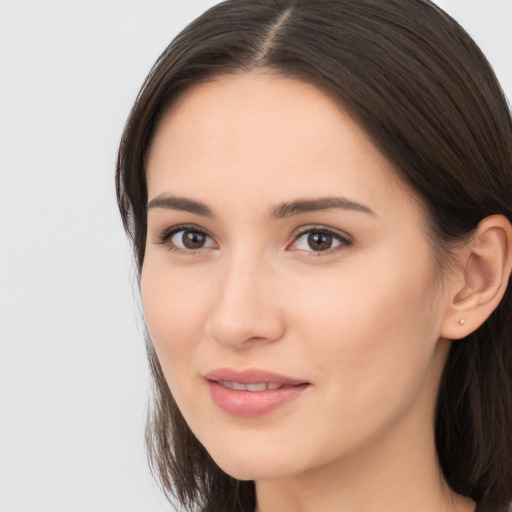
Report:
204,367,308,386
204,368,310,417
217,381,293,391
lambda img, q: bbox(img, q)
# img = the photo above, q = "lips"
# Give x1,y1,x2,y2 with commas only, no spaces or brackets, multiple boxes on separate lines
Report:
204,368,310,417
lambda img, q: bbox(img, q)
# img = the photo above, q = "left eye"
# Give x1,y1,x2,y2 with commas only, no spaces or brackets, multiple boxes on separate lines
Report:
290,229,350,253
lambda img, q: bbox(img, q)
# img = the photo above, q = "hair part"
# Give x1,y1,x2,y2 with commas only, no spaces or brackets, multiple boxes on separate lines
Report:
116,1,512,511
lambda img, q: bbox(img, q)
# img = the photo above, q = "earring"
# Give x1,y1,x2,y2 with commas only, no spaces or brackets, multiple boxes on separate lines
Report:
458,319,465,326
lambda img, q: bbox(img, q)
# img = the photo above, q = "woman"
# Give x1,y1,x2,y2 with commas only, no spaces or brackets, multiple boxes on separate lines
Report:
116,1,512,511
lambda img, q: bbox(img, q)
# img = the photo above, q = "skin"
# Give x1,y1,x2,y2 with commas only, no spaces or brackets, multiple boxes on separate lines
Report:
141,72,477,512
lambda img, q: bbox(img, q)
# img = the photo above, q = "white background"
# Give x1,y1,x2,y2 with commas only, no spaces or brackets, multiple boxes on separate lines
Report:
0,1,510,511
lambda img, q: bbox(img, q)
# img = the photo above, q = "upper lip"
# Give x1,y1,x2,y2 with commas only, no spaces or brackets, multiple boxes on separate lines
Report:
204,367,308,385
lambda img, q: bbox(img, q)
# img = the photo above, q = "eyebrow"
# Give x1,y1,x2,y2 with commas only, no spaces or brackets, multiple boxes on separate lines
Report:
147,194,213,217
147,194,375,218
271,197,376,218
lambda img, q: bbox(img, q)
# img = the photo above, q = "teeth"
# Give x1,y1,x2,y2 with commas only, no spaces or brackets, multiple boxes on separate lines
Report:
218,381,283,391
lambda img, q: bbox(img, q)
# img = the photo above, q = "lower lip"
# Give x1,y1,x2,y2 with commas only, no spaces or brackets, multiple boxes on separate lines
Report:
207,381,309,417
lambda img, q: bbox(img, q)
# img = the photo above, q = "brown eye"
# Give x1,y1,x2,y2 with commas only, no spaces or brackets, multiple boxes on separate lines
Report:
289,228,351,254
167,228,216,251
307,232,333,251
182,230,207,249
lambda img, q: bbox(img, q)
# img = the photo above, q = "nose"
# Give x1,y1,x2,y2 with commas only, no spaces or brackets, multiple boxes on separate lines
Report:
204,252,285,350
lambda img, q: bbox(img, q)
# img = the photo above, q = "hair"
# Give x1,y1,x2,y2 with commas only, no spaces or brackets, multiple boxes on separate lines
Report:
116,1,512,511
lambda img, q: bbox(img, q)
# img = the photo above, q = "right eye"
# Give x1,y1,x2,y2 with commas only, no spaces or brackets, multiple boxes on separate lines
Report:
158,226,216,253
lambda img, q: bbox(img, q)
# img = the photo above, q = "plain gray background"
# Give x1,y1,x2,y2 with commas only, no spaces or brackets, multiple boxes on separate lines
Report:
0,1,510,511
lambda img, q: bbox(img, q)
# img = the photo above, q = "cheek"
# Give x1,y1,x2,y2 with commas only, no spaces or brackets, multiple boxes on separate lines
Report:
295,256,434,337
290,251,440,409
268,256,444,467
140,259,211,376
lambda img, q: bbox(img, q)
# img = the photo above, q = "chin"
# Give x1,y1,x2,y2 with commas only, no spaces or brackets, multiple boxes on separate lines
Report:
213,456,292,482
200,433,308,482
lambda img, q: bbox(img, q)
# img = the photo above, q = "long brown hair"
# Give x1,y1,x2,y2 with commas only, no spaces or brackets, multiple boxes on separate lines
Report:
116,1,512,511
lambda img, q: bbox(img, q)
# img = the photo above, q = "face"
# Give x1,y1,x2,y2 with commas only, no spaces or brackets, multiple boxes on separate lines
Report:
142,73,453,482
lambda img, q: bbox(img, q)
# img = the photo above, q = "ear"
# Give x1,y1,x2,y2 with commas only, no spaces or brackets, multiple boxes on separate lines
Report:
441,215,512,340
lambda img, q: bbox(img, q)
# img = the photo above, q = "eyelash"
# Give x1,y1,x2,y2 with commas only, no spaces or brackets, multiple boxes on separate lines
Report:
289,227,353,256
156,224,216,255
155,224,353,256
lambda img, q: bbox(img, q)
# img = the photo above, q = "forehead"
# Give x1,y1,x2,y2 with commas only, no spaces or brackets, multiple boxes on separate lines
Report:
146,72,417,217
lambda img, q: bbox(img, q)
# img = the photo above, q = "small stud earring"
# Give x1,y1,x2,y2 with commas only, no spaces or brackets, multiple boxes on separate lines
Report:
458,319,465,326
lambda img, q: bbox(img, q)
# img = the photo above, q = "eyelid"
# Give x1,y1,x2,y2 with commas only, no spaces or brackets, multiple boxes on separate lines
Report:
155,223,217,253
287,225,353,255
